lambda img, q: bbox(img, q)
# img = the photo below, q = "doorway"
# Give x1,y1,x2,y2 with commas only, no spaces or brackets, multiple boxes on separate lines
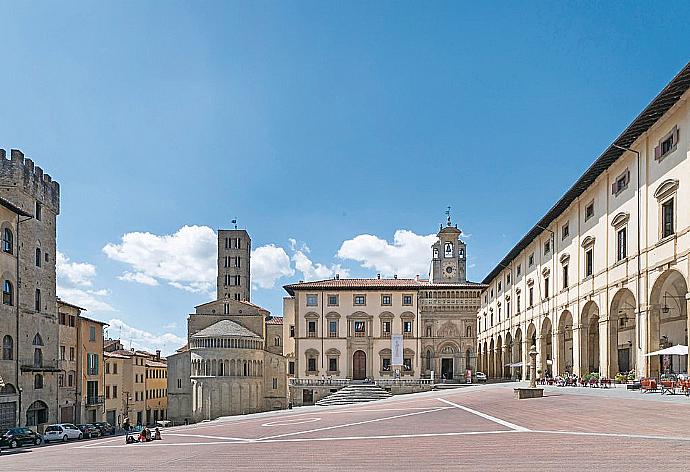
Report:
441,358,454,380
353,350,366,380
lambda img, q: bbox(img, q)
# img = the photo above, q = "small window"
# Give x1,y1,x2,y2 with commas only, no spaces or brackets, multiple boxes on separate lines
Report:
612,170,630,196
544,240,550,255
544,277,549,299
662,199,674,238
289,325,295,338
617,227,627,261
506,272,511,284
307,321,317,337
403,321,413,334
328,320,337,338
382,358,391,371
328,358,337,372
353,321,366,337
381,294,392,306
585,202,594,221
529,287,534,307
585,248,593,277
562,265,569,289
354,295,366,306
35,248,41,267
655,126,679,161
516,264,521,276
34,374,43,389
528,254,534,267
2,280,13,306
561,223,569,240
497,281,501,292
516,294,521,312
327,295,338,306
306,294,318,306
35,202,42,221
382,321,391,337
288,361,295,375
2,228,12,253
272,377,278,389
35,288,41,312
89,326,96,342
403,358,412,371
307,358,317,372
402,294,413,306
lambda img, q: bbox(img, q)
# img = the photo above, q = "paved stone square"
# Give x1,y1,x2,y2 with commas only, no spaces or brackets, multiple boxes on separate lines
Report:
2,383,690,471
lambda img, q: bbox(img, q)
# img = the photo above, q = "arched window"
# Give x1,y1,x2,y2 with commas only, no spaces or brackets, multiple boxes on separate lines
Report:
35,247,42,267
34,374,43,389
2,335,13,360
2,280,12,306
466,325,472,338
34,348,43,368
33,333,44,346
426,326,432,337
2,228,12,253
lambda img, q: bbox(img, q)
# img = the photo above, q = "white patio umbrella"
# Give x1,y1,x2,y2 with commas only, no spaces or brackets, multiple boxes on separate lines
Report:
645,345,688,356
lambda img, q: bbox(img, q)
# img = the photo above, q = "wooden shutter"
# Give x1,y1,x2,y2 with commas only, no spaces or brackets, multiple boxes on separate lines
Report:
654,144,662,160
611,182,617,195
673,126,679,146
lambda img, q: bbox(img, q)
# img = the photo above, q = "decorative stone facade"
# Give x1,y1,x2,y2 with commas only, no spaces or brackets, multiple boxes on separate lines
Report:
477,63,690,381
166,228,287,424
0,149,60,430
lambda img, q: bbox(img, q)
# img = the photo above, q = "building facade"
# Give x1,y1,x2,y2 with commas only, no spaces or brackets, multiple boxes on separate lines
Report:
166,228,287,424
477,63,690,381
145,355,167,425
56,300,79,424
0,149,60,430
283,221,484,405
78,315,106,424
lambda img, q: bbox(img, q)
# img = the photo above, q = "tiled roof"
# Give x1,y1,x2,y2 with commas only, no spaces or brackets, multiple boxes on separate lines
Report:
283,278,485,295
191,319,260,339
104,352,130,359
145,360,167,368
266,317,283,325
175,343,189,353
194,298,269,312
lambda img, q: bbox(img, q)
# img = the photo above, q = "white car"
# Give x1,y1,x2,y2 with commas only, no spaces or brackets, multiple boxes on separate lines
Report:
476,372,487,382
43,424,83,443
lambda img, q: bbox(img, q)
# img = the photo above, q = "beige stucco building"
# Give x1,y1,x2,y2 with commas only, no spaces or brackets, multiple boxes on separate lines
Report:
104,341,149,426
477,62,690,381
166,229,287,424
283,222,484,405
0,150,60,431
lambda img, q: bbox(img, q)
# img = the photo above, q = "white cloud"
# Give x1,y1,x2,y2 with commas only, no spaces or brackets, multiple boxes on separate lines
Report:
119,271,159,286
337,230,437,278
106,318,185,355
251,244,294,289
57,285,116,313
103,225,217,294
56,251,96,287
292,249,349,281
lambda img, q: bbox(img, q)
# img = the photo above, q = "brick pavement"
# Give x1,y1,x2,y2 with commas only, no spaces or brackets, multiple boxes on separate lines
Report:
1,383,689,471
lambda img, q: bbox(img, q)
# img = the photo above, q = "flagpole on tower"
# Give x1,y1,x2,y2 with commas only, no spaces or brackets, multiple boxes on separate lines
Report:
231,218,237,230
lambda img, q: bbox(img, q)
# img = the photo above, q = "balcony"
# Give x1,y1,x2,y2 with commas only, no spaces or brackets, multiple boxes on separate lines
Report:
86,395,105,406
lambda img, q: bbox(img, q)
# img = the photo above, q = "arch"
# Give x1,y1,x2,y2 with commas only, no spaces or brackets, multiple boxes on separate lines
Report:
513,327,523,380
557,310,574,375
495,335,503,379
0,383,16,395
26,400,48,426
33,333,44,346
425,348,433,372
540,317,553,377
609,288,637,376
580,301,600,374
648,269,688,377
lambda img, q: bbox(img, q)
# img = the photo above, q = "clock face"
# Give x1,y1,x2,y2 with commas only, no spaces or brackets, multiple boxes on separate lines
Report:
443,264,455,278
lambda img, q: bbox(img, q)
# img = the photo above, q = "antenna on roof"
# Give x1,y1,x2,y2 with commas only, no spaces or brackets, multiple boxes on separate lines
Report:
231,218,238,229
445,206,451,226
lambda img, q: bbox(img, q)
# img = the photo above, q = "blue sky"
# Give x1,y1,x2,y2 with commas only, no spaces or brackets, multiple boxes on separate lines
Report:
1,1,688,353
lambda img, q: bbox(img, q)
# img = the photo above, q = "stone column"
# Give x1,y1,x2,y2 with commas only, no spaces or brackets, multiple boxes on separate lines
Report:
572,326,582,377
529,345,538,388
552,329,560,377
535,334,543,377
522,339,529,381
599,315,611,377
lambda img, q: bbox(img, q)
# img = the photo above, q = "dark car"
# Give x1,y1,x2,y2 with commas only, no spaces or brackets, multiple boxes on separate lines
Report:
0,427,42,448
92,422,115,436
76,424,101,439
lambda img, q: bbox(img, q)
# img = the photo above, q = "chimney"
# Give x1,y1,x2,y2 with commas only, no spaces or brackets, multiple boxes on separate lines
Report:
394,274,398,279
416,274,420,281
335,274,340,280
156,350,161,361
377,274,381,279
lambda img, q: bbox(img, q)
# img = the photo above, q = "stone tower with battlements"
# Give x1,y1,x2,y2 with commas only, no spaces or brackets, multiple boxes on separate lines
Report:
217,229,251,302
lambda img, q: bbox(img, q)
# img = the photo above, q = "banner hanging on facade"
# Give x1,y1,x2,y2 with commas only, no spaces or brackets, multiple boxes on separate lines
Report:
391,334,403,365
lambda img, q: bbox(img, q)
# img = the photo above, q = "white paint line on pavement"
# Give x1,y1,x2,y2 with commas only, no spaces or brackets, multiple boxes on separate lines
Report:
166,433,253,441
257,407,450,441
436,398,530,432
71,429,518,449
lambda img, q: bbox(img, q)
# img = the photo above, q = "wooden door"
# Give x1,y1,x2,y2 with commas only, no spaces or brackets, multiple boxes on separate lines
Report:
353,350,366,380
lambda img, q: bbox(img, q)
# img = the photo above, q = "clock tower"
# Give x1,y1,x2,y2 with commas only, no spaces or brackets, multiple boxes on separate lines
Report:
431,216,467,283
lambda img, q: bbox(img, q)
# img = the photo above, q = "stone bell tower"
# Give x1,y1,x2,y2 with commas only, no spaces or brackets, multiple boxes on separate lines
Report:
431,213,466,283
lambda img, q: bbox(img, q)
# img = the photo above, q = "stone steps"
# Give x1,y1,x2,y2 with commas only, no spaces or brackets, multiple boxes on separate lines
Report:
315,384,393,406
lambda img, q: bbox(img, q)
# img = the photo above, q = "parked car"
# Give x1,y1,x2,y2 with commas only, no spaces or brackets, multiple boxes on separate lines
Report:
476,372,487,382
0,427,42,448
92,422,115,436
76,424,101,439
43,424,83,443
